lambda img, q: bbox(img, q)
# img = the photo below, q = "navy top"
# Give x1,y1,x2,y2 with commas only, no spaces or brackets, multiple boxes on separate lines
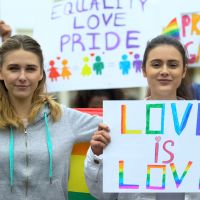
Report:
192,83,200,100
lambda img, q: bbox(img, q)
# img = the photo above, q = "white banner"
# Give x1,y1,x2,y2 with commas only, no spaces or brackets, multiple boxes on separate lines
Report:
103,100,200,193
1,0,200,91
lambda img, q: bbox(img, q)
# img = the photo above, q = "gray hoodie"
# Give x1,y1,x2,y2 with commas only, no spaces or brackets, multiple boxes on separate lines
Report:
0,105,101,200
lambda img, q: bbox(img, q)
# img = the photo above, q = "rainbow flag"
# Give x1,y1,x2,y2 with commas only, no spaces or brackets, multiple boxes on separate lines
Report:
162,18,180,40
68,108,102,200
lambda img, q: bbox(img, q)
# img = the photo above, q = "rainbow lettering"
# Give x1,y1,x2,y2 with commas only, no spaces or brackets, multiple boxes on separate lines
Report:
121,105,142,134
146,165,166,190
119,160,139,189
171,103,192,135
196,103,200,135
146,104,165,134
170,161,192,188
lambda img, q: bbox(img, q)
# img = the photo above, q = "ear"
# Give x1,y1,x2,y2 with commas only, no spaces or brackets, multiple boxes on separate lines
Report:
0,69,3,80
39,73,43,81
142,67,147,78
39,70,44,81
182,66,187,79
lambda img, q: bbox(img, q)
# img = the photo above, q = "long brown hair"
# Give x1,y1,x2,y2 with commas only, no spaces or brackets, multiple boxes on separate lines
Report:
0,35,61,129
142,35,192,100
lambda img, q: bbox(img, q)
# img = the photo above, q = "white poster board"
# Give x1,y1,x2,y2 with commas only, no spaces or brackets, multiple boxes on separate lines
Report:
1,0,200,92
103,100,200,193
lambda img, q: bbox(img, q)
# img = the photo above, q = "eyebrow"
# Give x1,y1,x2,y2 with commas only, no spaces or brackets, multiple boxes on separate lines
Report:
7,64,19,67
167,60,180,63
7,64,39,67
150,59,162,63
26,64,39,67
150,59,180,62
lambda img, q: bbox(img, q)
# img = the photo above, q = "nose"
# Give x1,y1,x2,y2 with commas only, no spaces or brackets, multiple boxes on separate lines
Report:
160,65,169,76
18,70,27,81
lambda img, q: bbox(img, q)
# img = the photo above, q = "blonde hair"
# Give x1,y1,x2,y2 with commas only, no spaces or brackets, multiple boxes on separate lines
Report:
0,35,62,129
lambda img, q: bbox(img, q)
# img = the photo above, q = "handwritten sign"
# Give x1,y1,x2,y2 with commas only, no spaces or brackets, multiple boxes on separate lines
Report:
103,100,200,193
31,0,200,91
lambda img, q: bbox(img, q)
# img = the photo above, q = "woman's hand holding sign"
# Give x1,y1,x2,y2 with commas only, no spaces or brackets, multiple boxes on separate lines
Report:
91,123,111,156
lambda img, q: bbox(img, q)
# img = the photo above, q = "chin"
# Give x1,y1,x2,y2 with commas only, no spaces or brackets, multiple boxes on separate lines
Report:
13,93,31,99
158,91,175,98
15,96,30,100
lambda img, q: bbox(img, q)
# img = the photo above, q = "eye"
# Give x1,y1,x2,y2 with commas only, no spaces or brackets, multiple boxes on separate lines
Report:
27,67,35,71
168,61,179,68
26,65,37,72
8,65,19,71
151,61,161,68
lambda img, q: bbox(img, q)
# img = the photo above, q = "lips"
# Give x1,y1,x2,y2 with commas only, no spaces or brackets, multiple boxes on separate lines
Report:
15,85,29,88
157,79,172,85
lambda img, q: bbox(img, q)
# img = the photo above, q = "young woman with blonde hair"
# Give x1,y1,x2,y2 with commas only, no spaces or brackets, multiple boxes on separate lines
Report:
0,35,102,200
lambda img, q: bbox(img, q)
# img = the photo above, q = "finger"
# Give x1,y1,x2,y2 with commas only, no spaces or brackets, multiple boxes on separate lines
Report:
92,133,110,145
98,123,110,132
91,140,108,152
2,25,11,34
0,20,5,25
93,130,111,142
91,139,107,148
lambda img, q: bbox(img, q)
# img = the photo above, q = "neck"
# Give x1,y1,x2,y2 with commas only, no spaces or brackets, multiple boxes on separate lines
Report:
150,93,177,100
10,98,32,119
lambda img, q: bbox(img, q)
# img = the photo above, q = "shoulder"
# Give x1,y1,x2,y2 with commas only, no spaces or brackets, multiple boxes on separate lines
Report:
192,83,200,100
60,104,101,120
177,96,185,100
192,82,200,89
59,104,78,118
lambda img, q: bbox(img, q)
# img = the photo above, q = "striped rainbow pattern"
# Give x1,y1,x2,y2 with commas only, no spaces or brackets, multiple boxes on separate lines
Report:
119,160,139,189
68,108,102,200
170,162,192,188
146,165,166,190
121,105,142,134
162,18,180,40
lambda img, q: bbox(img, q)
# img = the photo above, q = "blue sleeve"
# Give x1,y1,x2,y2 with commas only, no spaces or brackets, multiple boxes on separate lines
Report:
192,83,200,100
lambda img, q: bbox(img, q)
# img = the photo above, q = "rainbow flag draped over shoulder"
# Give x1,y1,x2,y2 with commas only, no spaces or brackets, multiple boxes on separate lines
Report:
68,108,102,200
162,18,180,40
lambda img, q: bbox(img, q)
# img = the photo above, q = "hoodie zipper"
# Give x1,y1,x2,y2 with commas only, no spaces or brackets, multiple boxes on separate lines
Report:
24,128,29,199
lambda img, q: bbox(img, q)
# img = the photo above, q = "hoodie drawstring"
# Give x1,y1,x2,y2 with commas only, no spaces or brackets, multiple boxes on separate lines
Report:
9,112,53,191
44,112,53,184
9,127,14,191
